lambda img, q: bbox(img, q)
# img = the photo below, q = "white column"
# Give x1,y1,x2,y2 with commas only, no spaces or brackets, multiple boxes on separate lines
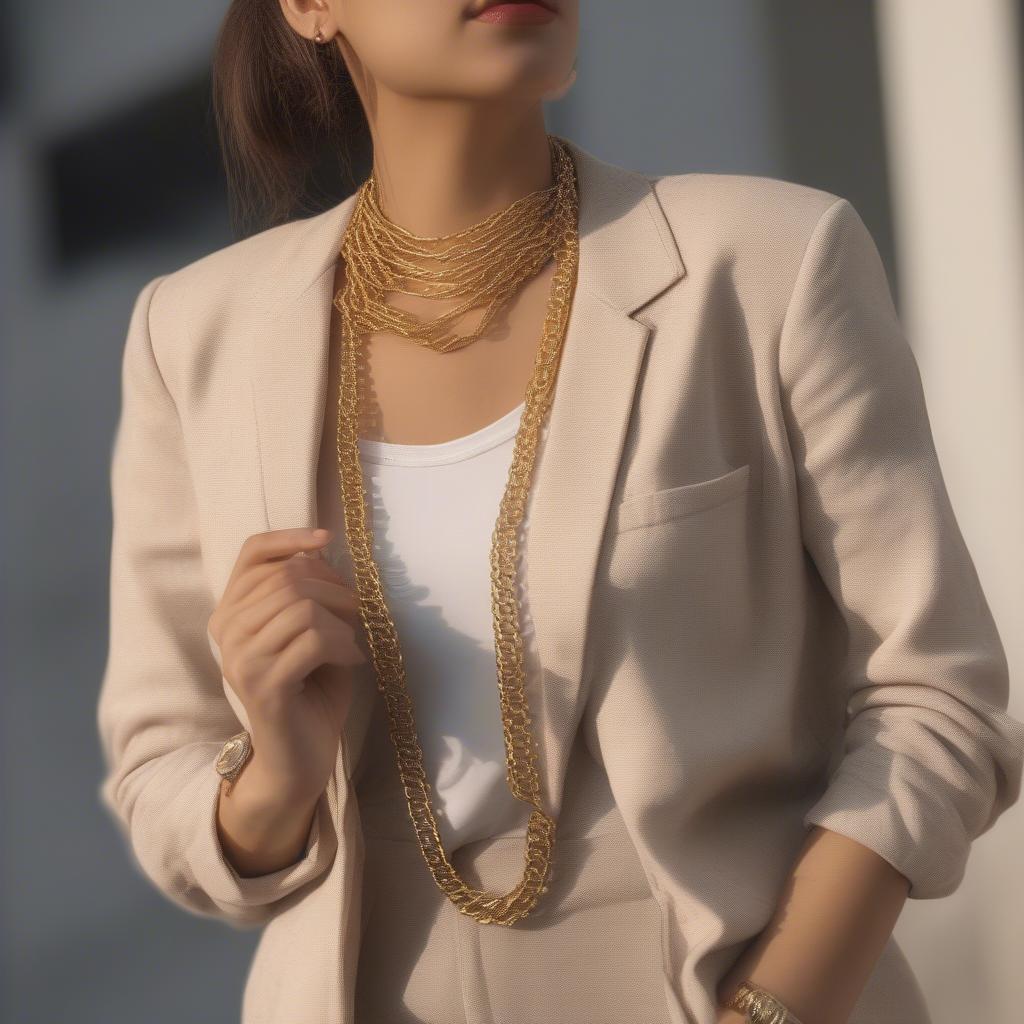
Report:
873,2,1024,1021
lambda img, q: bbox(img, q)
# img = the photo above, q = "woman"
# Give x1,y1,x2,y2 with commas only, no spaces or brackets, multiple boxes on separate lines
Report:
96,1,1024,1022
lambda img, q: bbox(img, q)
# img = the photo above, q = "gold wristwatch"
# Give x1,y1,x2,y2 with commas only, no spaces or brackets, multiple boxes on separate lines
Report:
215,729,253,793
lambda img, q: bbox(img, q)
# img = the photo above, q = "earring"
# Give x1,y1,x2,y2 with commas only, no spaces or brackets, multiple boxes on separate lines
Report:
313,23,326,44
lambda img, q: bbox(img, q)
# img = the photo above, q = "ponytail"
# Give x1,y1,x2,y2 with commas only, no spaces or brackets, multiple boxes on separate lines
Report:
211,0,370,236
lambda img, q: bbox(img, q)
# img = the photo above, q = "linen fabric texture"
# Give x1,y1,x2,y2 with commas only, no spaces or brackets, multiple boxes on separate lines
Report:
96,137,1024,1024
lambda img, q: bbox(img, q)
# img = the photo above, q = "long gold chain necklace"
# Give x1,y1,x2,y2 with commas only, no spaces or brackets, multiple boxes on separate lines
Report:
333,134,579,925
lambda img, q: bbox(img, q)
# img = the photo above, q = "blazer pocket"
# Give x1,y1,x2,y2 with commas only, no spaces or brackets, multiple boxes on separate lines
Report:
609,463,751,534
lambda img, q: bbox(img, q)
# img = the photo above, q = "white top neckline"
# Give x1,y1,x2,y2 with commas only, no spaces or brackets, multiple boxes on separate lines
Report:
356,400,526,467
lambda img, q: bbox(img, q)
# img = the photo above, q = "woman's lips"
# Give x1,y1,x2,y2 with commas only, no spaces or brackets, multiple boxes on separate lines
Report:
469,2,557,25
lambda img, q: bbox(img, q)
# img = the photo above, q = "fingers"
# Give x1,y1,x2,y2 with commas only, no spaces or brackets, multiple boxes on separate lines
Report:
229,575,362,652
237,558,359,624
232,603,366,703
212,528,352,641
222,587,364,679
268,621,366,696
227,527,334,593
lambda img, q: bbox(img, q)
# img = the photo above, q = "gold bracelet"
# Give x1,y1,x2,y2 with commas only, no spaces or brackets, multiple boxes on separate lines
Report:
727,981,805,1024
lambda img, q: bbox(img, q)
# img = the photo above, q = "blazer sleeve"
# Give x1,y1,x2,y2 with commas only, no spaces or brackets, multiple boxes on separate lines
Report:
778,197,1024,900
96,275,339,929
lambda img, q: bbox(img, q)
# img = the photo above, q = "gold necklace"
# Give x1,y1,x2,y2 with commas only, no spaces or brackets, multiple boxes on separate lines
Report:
333,134,579,925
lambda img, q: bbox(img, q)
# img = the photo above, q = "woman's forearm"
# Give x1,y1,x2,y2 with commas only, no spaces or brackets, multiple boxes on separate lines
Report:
715,825,911,1024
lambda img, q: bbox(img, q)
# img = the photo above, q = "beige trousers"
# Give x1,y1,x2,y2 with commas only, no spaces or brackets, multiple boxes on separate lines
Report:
350,706,932,1024
352,708,674,1024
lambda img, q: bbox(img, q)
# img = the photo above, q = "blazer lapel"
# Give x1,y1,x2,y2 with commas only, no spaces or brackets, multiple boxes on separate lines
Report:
246,194,357,540
249,137,686,820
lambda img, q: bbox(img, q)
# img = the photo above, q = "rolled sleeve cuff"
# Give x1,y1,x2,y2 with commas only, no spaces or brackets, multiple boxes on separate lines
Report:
802,765,968,901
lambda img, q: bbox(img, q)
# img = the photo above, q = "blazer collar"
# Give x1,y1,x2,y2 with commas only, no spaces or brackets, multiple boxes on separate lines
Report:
248,136,686,822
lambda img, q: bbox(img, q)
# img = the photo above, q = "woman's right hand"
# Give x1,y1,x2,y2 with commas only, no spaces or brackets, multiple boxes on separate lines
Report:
207,527,368,804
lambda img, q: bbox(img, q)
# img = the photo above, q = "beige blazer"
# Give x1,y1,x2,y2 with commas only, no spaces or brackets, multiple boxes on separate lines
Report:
97,137,1024,1024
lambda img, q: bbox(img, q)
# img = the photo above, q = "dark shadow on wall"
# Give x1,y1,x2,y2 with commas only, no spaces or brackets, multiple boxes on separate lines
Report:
40,71,228,272
761,3,900,310
39,66,373,274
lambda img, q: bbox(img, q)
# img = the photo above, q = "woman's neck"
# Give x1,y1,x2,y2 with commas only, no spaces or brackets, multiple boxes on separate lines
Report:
365,100,555,238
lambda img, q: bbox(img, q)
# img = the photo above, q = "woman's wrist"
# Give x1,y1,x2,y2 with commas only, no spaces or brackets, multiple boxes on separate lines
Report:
716,1009,748,1024
216,753,323,877
238,745,326,809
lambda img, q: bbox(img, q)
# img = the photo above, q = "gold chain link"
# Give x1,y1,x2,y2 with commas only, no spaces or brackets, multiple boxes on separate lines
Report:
332,134,579,925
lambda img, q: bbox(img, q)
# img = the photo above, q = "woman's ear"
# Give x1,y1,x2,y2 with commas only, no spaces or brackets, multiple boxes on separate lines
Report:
277,0,336,44
541,58,577,103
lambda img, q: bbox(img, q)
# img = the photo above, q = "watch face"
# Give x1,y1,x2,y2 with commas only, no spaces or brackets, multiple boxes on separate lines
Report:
216,736,249,775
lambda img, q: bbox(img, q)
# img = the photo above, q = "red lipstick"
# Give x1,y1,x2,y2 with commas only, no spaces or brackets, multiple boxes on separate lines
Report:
471,2,557,26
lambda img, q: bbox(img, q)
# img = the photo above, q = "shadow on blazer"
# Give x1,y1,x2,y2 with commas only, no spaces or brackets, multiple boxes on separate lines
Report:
96,136,1024,1024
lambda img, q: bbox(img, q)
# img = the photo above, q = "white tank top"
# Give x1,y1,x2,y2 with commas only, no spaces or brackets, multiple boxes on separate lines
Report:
335,400,549,852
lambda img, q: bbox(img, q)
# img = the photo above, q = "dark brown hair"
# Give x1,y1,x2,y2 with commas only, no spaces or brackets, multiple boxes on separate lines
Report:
211,0,371,236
